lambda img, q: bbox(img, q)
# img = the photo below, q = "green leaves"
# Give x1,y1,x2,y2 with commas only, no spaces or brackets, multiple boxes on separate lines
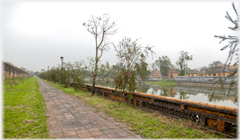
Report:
175,51,193,76
113,37,155,99
155,56,172,76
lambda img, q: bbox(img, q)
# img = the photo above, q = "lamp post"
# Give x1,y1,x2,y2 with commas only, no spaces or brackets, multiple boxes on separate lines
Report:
60,56,64,85
184,61,187,76
48,66,49,81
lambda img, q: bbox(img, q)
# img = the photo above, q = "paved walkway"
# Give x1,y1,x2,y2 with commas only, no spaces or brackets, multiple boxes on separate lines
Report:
37,78,142,139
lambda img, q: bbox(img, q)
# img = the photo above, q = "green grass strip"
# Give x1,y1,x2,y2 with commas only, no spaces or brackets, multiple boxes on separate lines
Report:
3,77,50,138
44,80,224,138
146,79,178,87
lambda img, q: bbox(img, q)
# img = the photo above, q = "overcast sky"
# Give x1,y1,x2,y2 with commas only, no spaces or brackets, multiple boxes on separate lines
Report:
2,1,239,72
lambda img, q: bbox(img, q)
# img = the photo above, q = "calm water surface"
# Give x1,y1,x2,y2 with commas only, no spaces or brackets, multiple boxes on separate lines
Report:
93,81,238,108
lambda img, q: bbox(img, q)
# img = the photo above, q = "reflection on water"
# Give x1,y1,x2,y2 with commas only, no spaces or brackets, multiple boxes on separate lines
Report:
93,81,238,108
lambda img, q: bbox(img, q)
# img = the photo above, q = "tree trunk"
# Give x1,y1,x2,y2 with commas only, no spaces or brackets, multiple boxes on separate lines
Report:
92,73,97,96
118,90,124,106
92,38,98,96
92,57,99,94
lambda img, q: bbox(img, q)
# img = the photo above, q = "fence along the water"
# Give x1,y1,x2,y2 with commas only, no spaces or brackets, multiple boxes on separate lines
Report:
69,82,238,137
3,62,32,87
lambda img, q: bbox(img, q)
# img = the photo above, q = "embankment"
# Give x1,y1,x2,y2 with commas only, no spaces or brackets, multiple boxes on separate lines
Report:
174,76,238,88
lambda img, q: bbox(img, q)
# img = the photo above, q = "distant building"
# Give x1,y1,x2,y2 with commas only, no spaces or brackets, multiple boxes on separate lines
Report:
186,64,237,77
152,69,161,76
228,64,238,76
186,69,205,76
169,69,178,79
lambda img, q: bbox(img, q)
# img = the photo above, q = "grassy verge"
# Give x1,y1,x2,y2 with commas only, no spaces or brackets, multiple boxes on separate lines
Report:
146,79,178,87
3,77,50,138
44,80,224,138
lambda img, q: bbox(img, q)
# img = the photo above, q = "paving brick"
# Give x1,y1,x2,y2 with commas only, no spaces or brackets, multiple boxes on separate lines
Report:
50,133,64,138
63,131,77,136
62,128,74,131
134,135,143,138
124,135,136,138
84,124,95,129
50,130,61,134
76,129,89,134
98,126,109,130
108,125,118,129
102,129,115,134
117,132,131,137
94,134,109,138
91,131,104,136
73,126,85,131
88,127,100,132
65,135,79,138
113,128,125,133
78,132,92,138
107,133,122,138
37,78,139,139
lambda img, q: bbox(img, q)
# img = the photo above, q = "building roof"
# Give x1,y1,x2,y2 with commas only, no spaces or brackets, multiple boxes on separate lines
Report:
187,69,204,74
169,69,177,74
153,69,161,75
206,69,229,74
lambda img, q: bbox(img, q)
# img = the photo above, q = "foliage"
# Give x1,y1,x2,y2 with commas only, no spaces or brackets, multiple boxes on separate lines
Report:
155,56,172,76
175,51,193,76
83,13,118,95
113,37,155,104
33,71,40,76
86,57,110,85
3,77,49,138
208,61,223,71
68,61,88,90
199,66,208,72
38,60,88,91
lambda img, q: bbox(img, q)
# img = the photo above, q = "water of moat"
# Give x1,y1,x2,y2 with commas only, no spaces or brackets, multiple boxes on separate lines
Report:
91,81,238,108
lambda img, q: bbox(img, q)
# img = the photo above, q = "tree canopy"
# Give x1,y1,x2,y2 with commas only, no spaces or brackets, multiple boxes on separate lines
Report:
175,51,193,76
155,56,172,76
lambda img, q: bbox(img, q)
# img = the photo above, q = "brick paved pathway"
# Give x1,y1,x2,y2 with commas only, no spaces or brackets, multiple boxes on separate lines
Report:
37,78,143,139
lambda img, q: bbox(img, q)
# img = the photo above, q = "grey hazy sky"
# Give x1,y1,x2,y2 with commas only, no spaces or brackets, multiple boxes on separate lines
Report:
2,1,239,72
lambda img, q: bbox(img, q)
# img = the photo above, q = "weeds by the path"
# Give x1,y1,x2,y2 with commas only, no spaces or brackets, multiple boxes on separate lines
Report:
3,77,50,138
45,80,224,138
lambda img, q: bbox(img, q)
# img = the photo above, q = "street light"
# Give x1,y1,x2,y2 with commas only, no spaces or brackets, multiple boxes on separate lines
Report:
48,66,49,81
184,61,187,76
60,56,64,85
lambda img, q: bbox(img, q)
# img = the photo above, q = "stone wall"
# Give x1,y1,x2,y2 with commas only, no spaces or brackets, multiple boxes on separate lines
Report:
174,76,238,84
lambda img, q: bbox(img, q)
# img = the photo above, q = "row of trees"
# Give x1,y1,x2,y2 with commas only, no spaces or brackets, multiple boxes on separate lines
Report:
151,51,193,76
39,13,155,99
39,37,154,101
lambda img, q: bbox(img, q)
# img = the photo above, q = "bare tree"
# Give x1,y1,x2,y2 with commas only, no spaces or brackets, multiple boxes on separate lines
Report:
214,2,238,97
83,13,118,95
215,2,238,67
